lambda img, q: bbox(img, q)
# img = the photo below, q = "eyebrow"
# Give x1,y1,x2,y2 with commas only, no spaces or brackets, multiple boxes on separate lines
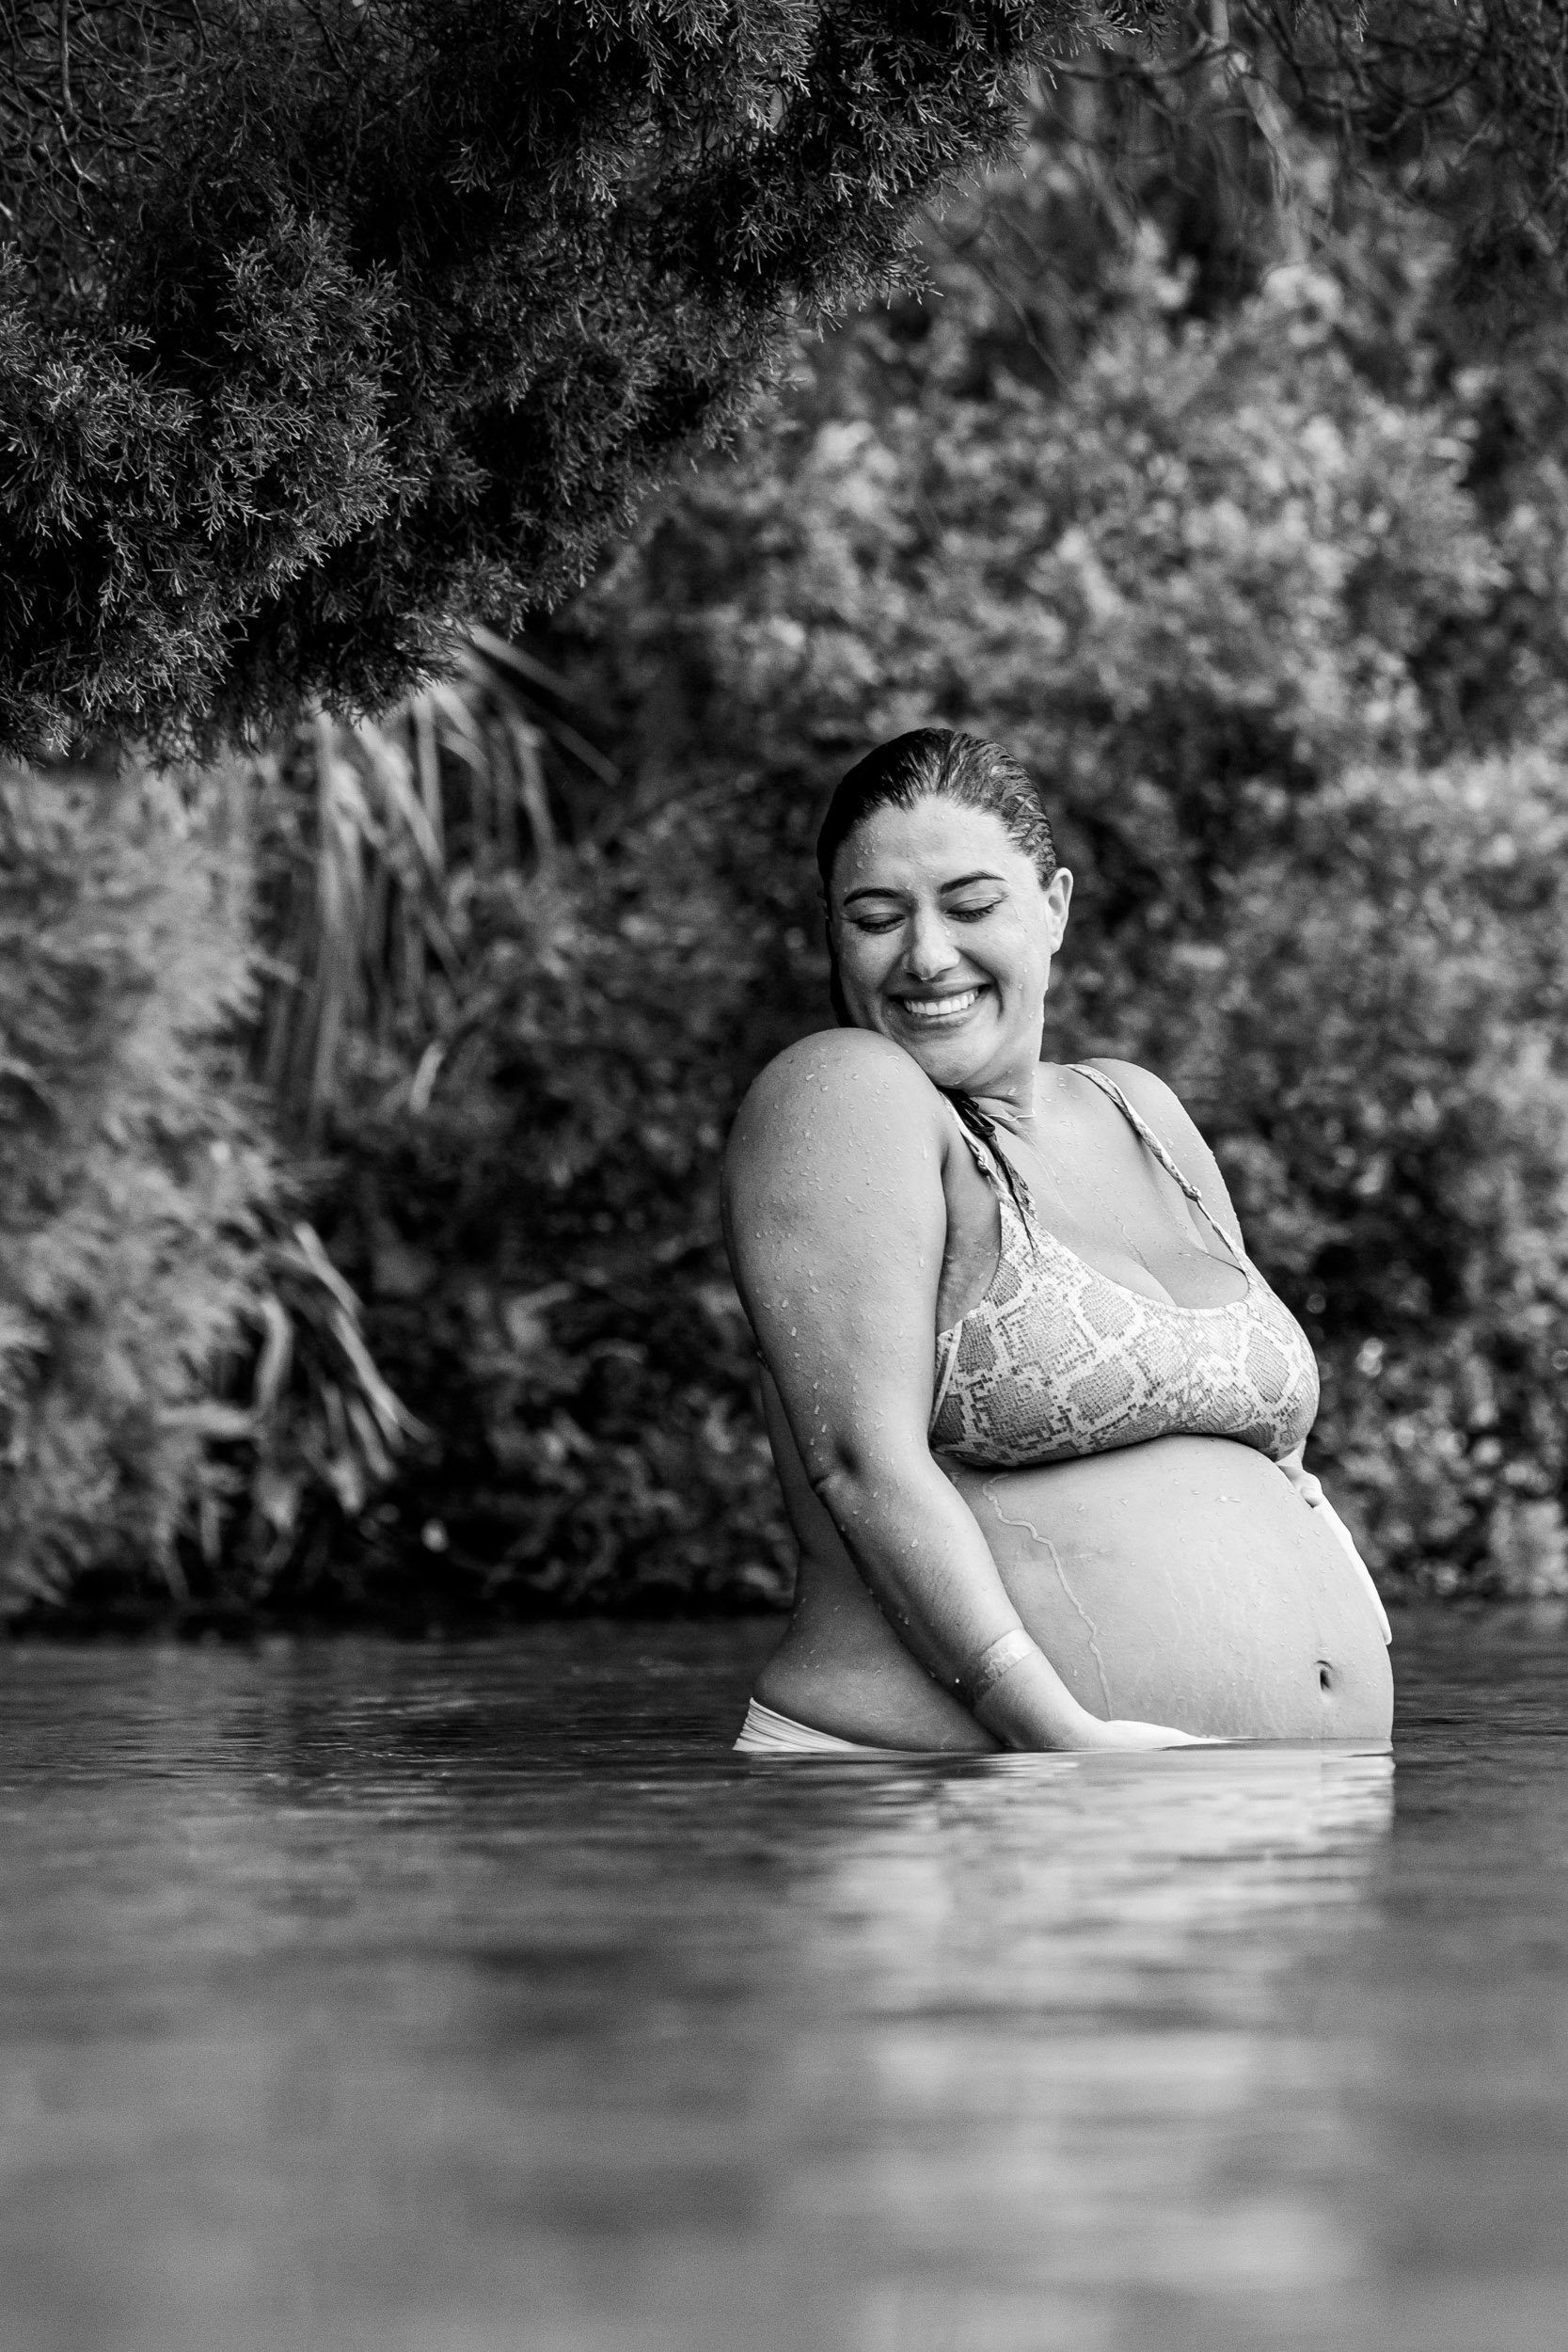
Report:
842,869,1006,907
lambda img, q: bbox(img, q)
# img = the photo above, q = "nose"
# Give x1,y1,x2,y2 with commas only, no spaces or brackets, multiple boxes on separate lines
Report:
902,905,961,983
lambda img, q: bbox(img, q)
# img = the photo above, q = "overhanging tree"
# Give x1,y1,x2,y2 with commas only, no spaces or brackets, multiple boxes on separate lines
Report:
11,1,1568,762
1,0,1182,755
8,0,1568,1621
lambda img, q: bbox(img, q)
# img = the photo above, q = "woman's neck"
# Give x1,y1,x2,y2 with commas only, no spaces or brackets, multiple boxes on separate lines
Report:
963,1057,1052,1138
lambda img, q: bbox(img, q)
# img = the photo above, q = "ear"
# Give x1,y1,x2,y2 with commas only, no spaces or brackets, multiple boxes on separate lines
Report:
1043,867,1073,951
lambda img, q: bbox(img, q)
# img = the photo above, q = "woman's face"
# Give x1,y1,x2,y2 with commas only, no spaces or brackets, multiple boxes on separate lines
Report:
828,796,1072,1099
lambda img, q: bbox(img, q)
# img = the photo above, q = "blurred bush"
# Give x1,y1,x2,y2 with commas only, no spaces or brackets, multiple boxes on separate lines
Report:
1160,758,1568,1598
493,193,1568,1604
0,762,420,1625
20,126,1568,1620
293,782,803,1615
0,764,263,1611
195,628,798,1618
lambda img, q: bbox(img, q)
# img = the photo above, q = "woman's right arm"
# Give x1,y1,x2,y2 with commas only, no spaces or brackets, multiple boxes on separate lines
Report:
722,1033,1195,1752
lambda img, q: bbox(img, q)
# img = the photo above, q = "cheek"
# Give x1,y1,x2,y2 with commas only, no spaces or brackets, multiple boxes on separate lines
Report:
836,929,896,981
974,918,1041,986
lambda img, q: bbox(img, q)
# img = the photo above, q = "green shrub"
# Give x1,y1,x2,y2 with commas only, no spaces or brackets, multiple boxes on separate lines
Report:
0,764,274,1608
19,16,1568,1622
283,187,1568,1611
0,762,416,1621
308,796,801,1614
532,233,1568,1600
1152,756,1568,1598
0,0,1156,756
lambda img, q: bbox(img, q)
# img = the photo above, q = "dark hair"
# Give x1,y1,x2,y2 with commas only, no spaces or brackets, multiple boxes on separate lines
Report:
816,727,1058,897
816,728,1058,1219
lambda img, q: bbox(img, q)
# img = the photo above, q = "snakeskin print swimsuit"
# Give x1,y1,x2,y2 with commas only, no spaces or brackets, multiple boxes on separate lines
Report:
929,1065,1319,1469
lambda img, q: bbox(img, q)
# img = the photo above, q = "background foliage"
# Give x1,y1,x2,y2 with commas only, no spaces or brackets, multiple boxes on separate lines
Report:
0,764,266,1606
0,764,422,1623
11,12,1568,1623
301,157,1568,1613
0,0,1165,755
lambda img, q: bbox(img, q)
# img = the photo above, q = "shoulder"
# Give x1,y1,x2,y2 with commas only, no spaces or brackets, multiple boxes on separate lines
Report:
728,1029,947,1167
723,1035,956,1415
728,1025,958,1214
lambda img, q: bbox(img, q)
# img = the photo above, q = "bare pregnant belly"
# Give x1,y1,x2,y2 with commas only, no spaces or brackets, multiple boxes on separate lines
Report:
947,1437,1392,1742
758,1436,1393,1748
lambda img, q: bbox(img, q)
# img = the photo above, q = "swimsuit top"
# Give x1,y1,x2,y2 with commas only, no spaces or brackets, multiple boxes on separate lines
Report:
929,1064,1319,1470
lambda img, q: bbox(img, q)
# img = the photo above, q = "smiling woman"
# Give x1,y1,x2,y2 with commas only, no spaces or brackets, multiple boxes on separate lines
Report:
721,730,1392,1753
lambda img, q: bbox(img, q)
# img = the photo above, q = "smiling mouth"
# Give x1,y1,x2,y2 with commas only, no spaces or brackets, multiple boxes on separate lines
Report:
895,985,985,1025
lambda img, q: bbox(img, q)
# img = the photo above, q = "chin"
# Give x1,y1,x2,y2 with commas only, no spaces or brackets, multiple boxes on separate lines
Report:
911,1035,995,1091
891,1030,970,1078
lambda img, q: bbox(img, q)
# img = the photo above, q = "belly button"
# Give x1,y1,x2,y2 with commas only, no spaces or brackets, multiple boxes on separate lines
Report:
1318,1660,1334,1693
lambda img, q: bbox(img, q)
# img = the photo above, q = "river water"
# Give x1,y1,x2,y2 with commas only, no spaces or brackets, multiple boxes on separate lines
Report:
0,1610,1564,2352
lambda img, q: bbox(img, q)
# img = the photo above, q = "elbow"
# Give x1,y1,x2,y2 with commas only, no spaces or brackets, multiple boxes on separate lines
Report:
806,1456,859,1521
805,1438,932,1527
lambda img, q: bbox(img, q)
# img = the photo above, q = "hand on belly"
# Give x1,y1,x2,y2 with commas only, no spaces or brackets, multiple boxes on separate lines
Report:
944,1436,1393,1744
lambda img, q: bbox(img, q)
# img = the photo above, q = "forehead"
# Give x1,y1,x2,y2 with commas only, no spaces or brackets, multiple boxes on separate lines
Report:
833,797,1034,894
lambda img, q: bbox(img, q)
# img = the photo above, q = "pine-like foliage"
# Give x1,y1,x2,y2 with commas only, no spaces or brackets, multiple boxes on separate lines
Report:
0,0,1168,756
0,761,418,1616
0,764,271,1602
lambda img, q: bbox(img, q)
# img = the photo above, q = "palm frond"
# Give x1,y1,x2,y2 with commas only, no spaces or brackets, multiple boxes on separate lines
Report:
252,634,614,1138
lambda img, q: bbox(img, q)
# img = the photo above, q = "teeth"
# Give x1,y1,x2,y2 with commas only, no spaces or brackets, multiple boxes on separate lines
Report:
901,988,980,1021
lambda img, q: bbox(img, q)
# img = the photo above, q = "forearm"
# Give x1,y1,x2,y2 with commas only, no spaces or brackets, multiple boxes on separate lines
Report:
815,1453,1098,1748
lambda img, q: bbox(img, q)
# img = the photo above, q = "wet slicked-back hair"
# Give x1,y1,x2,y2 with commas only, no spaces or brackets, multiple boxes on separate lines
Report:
816,728,1058,898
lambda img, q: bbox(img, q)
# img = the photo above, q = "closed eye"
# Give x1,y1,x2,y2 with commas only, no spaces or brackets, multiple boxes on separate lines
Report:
847,898,1003,934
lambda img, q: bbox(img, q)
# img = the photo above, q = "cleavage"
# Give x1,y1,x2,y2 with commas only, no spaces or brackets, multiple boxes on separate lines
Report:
1003,1137,1249,1312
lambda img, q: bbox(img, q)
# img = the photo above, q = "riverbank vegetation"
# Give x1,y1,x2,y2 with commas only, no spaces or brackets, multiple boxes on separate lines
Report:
8,9,1568,1625
309,181,1568,1617
0,762,421,1620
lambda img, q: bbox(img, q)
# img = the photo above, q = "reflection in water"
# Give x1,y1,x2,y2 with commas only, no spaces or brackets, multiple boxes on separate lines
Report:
747,1749,1393,2352
0,1624,1564,2352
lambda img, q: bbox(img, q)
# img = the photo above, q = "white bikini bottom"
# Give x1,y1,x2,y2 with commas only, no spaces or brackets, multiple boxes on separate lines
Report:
734,1698,892,1756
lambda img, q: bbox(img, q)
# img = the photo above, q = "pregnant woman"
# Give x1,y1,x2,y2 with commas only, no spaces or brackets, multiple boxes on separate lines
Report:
724,729,1393,1755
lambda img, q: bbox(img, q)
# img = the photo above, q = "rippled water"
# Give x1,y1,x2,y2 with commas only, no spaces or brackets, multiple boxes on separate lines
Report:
0,1611,1564,2352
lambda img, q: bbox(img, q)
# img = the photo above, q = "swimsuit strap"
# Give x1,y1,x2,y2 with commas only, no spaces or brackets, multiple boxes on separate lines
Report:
944,1100,1001,1184
1069,1063,1246,1269
941,1098,1037,1245
942,1099,1028,1195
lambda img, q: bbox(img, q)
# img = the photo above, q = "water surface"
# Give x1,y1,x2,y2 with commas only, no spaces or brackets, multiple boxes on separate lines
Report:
1,1610,1565,2351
